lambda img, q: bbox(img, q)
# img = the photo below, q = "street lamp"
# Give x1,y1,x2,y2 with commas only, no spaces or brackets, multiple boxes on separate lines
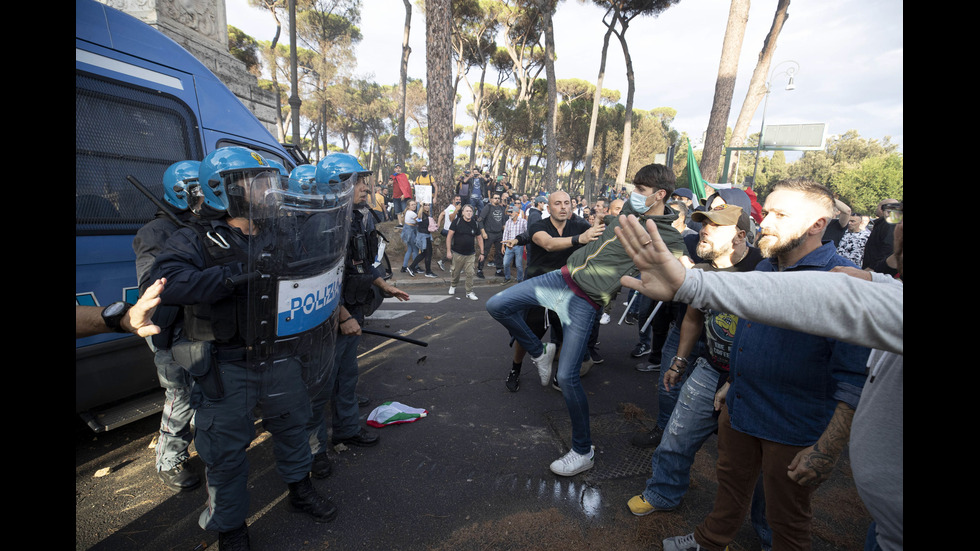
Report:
752,60,799,183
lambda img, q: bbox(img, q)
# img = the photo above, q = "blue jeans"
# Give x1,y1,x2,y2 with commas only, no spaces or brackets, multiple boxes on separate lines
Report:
502,245,524,281
644,358,772,549
656,323,705,430
486,270,598,454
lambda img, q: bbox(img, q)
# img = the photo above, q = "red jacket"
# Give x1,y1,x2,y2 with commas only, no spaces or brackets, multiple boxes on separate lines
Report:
392,173,412,199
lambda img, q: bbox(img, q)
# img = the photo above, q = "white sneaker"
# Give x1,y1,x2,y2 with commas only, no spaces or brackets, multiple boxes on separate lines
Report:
466,292,479,300
600,313,611,325
532,343,557,386
549,445,595,476
448,286,456,295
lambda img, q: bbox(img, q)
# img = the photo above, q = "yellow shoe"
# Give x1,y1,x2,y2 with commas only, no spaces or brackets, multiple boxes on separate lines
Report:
628,495,655,516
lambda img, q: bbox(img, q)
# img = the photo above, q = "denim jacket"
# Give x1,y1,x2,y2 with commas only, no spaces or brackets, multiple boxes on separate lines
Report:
726,241,871,447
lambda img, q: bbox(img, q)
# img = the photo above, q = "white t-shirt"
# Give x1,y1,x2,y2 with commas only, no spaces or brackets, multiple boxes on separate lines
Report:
405,210,418,227
441,205,456,231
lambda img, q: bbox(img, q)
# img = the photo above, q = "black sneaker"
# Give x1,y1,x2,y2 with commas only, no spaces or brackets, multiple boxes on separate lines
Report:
437,259,446,271
589,348,604,364
506,369,520,392
406,266,416,277
476,270,486,279
400,266,407,273
630,426,664,448
630,343,652,358
487,261,496,267
625,312,639,325
551,375,561,392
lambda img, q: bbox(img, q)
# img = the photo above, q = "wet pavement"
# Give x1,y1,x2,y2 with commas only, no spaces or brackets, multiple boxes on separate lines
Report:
75,272,872,550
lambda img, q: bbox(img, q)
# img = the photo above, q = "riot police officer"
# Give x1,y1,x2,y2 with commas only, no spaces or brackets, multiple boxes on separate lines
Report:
150,147,337,550
132,160,203,493
306,153,409,479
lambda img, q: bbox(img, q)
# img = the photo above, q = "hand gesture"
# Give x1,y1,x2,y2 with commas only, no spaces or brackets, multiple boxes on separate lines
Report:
124,278,165,337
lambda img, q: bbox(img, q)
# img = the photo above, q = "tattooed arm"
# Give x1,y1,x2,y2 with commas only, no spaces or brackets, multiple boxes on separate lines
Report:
786,402,855,487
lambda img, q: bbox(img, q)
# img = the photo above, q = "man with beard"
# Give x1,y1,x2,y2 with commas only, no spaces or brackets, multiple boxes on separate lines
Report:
616,207,902,551
660,179,871,551
627,204,771,549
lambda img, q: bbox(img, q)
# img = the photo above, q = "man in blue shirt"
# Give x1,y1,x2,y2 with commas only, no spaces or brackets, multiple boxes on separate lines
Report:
664,179,871,551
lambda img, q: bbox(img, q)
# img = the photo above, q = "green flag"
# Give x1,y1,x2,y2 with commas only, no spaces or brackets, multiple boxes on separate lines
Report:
685,138,708,203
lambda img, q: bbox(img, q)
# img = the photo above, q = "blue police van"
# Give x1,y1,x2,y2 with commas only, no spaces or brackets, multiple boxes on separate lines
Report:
76,0,303,431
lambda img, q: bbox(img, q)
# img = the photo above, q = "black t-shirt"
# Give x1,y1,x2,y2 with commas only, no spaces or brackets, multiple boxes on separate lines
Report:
449,216,480,255
823,220,847,248
524,214,592,279
480,203,507,234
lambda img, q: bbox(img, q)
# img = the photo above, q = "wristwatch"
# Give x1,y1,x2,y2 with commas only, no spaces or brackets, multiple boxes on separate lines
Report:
101,301,132,333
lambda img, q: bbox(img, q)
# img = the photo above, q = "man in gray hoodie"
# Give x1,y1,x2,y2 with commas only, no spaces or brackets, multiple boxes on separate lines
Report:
487,164,685,477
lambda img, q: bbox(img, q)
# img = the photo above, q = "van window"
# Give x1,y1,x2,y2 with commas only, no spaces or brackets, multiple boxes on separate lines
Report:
76,71,203,235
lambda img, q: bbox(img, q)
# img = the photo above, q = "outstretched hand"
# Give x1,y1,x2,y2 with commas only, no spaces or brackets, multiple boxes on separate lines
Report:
614,215,687,302
123,278,165,337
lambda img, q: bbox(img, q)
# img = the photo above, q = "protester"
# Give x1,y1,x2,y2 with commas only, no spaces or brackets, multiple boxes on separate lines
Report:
400,199,419,274
407,203,437,278
447,203,483,300
499,191,599,392
390,164,412,228
617,207,902,551
75,278,165,338
437,196,462,271
647,179,872,551
500,204,527,284
486,164,685,477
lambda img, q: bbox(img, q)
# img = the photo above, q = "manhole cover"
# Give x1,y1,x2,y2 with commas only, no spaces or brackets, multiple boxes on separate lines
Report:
546,411,654,481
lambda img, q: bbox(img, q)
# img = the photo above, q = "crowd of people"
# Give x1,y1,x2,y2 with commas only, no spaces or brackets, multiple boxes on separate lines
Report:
77,153,901,551
483,164,902,551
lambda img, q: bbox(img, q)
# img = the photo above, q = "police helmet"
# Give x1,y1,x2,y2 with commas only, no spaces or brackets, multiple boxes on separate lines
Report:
162,160,201,211
288,164,319,194
315,152,371,191
199,146,280,218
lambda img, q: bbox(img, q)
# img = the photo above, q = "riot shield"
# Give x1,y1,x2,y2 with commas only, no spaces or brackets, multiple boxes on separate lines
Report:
244,171,356,397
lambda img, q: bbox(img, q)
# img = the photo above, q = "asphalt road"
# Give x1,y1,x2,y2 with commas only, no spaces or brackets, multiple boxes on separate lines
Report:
75,273,871,550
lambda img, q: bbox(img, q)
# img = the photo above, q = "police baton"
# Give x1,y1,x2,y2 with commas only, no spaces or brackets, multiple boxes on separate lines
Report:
360,328,428,347
126,175,187,228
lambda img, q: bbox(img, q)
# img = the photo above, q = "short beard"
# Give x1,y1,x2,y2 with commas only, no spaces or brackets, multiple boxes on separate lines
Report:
757,230,807,259
697,240,733,262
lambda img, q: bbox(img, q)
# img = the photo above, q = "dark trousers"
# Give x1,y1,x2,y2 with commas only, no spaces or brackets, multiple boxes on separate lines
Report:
695,406,815,551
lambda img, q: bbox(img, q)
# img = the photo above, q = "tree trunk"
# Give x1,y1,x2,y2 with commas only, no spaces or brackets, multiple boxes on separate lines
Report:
726,0,790,183
700,0,750,183
541,0,558,192
584,7,616,203
398,0,413,164
425,0,454,210
613,16,635,188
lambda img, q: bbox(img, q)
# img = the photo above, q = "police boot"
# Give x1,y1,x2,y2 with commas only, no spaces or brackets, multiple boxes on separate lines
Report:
157,463,201,493
218,523,250,551
311,452,332,479
288,475,338,523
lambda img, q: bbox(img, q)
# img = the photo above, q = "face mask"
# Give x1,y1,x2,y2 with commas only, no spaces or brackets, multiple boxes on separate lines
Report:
630,191,651,214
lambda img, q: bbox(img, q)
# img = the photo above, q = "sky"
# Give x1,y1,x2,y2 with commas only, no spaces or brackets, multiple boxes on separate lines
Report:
225,0,903,158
